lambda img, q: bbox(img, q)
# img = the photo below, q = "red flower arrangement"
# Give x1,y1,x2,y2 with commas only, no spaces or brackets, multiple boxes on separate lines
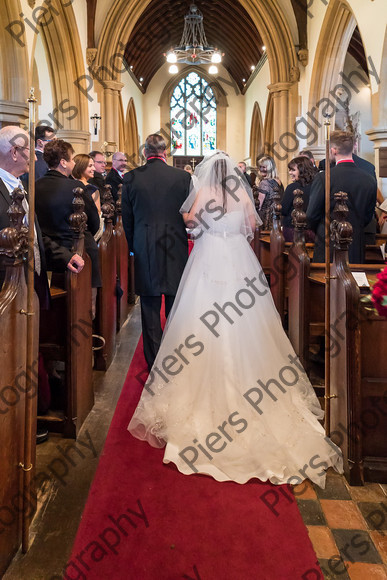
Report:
371,265,387,317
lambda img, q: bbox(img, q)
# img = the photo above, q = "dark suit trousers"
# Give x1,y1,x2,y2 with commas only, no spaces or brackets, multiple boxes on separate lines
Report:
140,295,175,370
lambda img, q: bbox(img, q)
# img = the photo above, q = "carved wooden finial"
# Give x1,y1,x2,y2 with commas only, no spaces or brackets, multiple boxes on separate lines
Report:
272,185,282,223
116,184,123,216
69,187,87,238
0,187,28,261
101,184,115,223
291,189,307,230
330,191,353,251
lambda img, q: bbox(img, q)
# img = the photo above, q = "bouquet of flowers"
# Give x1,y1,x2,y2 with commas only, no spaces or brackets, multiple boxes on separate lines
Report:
371,265,387,318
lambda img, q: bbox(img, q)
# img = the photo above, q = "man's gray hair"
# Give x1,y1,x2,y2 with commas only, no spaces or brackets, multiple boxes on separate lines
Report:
144,134,166,158
0,126,29,157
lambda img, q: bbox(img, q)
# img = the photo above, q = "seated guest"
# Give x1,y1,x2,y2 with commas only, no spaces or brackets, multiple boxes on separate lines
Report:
281,156,317,242
35,140,102,297
254,155,284,230
307,131,377,263
73,154,104,242
88,150,107,190
106,151,127,202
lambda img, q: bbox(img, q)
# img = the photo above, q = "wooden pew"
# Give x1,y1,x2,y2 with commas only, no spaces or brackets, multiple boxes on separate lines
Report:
115,184,130,331
94,184,117,371
39,188,93,438
328,192,386,485
270,191,285,322
0,189,39,575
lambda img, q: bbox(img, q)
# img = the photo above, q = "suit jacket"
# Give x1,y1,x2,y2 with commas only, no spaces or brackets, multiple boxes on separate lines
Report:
35,170,102,287
122,159,191,296
88,171,105,191
106,168,123,202
307,162,377,263
281,180,312,228
0,177,73,307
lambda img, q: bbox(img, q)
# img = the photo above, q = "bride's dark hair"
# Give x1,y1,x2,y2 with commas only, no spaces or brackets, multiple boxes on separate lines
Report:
214,158,228,211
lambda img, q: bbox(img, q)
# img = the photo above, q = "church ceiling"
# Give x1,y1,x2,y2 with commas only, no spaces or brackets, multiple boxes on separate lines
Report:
124,0,264,92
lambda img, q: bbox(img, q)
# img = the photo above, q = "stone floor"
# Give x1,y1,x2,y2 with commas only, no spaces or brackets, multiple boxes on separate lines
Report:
4,302,387,579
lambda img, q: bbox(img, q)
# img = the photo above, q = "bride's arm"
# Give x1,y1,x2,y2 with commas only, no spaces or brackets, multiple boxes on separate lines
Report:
183,190,202,225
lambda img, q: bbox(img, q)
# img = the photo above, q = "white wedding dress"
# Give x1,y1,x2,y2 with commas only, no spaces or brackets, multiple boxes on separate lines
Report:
128,154,343,488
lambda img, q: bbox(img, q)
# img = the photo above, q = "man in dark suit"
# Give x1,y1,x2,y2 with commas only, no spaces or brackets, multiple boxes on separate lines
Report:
35,140,102,289
122,134,191,370
0,127,84,298
88,150,107,190
106,151,127,202
307,131,377,264
20,125,56,188
238,161,252,186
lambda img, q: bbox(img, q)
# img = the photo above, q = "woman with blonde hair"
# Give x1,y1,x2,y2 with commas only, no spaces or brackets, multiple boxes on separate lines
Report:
254,154,284,230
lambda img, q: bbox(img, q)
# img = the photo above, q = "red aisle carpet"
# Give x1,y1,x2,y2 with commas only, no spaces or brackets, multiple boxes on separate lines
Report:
67,338,322,580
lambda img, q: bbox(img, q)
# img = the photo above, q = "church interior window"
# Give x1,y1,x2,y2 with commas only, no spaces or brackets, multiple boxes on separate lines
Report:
170,71,217,156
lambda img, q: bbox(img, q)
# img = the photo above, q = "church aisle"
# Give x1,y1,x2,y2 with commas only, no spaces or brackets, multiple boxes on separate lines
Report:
3,303,387,580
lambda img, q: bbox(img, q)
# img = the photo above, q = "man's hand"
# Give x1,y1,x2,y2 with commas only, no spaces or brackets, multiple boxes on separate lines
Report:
66,253,84,273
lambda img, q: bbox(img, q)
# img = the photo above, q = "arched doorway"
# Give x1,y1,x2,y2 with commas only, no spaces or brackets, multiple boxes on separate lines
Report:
250,102,264,166
125,98,140,168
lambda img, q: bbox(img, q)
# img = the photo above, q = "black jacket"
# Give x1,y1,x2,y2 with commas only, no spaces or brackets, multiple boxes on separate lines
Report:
307,162,376,263
281,181,312,228
88,171,105,191
35,170,102,287
106,168,123,202
122,159,191,296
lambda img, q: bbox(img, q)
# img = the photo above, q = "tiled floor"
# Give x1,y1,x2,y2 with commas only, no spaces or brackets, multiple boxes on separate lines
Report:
294,472,387,579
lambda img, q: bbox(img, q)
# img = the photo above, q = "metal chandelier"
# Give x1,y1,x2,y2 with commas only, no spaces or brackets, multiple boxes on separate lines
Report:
165,3,223,74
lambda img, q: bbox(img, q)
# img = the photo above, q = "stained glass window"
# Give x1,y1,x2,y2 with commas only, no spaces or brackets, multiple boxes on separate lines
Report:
171,72,217,157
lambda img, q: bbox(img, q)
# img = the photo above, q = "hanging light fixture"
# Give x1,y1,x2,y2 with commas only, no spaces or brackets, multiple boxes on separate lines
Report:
164,3,223,70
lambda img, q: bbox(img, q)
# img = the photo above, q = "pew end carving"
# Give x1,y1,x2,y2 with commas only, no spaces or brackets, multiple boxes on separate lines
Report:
0,188,39,575
269,188,285,322
39,187,93,438
115,184,131,331
329,192,387,484
288,189,310,367
94,184,117,370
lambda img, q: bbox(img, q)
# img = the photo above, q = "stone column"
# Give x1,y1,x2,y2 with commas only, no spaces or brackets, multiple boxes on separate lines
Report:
268,81,298,184
0,101,29,128
56,130,91,155
366,128,387,197
102,81,124,156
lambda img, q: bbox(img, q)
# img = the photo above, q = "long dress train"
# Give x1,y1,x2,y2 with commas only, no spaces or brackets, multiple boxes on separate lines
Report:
128,208,343,488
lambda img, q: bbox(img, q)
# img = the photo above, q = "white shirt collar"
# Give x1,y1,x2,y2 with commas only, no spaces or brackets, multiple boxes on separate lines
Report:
0,167,20,194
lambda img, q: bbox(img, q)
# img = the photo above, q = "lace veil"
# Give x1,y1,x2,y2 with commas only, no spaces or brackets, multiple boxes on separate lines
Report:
180,151,261,241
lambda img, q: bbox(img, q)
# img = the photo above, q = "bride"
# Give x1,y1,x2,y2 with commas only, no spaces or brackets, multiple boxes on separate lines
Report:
128,151,343,487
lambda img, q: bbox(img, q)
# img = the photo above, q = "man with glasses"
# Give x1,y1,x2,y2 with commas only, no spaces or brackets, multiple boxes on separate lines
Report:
21,125,56,187
106,151,128,202
88,150,107,190
34,125,57,180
